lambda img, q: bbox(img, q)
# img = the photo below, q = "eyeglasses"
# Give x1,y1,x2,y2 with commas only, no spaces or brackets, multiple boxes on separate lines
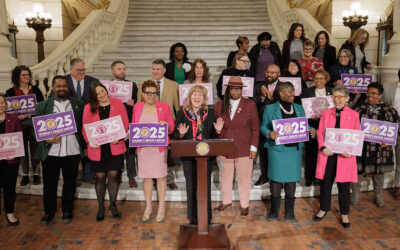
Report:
332,95,346,100
144,91,159,96
314,77,325,81
366,92,380,95
74,68,86,72
239,59,249,64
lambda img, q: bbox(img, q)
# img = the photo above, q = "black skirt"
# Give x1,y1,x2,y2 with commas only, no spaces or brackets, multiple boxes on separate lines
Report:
91,143,124,173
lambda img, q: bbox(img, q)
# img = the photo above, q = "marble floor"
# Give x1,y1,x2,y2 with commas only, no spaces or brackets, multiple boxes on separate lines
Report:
0,190,399,249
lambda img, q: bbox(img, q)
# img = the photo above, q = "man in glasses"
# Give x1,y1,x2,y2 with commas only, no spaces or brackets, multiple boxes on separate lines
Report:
137,59,180,190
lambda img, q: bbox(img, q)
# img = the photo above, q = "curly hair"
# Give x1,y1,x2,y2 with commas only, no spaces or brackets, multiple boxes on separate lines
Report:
169,42,188,62
11,65,32,87
188,59,210,83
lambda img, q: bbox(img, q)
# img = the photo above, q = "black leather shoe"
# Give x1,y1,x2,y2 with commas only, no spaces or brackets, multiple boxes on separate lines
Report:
33,175,41,185
96,208,105,221
254,177,269,187
62,213,73,224
20,176,29,186
313,211,327,221
341,220,350,228
5,214,20,226
40,214,54,225
109,205,121,218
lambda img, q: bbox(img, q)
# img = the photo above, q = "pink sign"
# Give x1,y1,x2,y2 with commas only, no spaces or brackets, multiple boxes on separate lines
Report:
178,83,213,106
100,80,133,103
301,96,334,119
278,77,302,96
0,132,25,160
324,128,365,156
222,76,254,97
84,115,126,147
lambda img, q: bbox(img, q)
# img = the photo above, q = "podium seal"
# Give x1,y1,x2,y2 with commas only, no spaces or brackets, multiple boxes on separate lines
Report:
196,142,210,156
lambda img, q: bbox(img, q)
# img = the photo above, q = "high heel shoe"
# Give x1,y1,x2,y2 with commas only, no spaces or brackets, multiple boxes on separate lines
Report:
5,214,20,226
142,210,152,222
96,208,105,221
341,215,350,228
313,211,327,221
156,206,165,223
109,204,121,219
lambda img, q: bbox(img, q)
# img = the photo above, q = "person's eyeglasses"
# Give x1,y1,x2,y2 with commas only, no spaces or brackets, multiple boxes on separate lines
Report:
239,59,249,64
314,77,325,81
366,92,380,95
74,68,86,72
144,91,159,96
304,48,314,51
332,95,346,100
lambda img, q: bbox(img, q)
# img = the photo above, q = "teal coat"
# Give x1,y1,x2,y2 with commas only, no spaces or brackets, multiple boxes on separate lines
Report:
34,96,85,162
260,102,313,182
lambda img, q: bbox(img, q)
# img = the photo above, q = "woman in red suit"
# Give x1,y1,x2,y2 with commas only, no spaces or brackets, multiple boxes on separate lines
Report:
0,93,23,226
215,76,259,216
132,80,175,223
82,82,129,221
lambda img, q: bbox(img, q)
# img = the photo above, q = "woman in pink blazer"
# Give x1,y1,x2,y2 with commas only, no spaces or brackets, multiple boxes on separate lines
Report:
313,86,360,228
132,80,174,223
82,81,129,221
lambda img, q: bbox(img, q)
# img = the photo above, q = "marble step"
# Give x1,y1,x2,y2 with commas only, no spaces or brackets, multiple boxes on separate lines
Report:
124,21,271,27
129,8,267,13
15,172,397,201
120,29,271,36
122,25,273,32
106,46,251,53
119,35,265,41
97,52,243,60
126,16,269,22
117,40,259,47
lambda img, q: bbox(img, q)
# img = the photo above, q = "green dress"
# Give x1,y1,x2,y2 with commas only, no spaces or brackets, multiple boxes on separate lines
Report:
174,61,185,84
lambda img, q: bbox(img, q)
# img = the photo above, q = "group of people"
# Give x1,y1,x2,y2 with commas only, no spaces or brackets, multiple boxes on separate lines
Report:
0,23,399,230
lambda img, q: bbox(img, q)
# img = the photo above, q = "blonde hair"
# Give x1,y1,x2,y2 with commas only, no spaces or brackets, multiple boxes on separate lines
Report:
184,85,208,111
349,28,369,47
230,52,248,69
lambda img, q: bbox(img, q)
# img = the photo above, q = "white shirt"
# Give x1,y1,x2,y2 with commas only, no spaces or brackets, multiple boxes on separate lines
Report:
48,99,81,157
154,77,164,98
393,81,400,114
72,77,84,97
229,97,257,152
315,88,326,97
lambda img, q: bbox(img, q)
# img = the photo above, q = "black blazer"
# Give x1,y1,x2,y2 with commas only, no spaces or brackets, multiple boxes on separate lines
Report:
249,41,282,72
165,60,191,82
5,85,44,103
65,74,98,103
339,40,370,73
173,108,217,140
301,86,332,98
216,67,254,99
313,45,337,72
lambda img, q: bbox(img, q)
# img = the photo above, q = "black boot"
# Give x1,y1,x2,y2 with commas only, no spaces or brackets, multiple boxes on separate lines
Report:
285,197,296,221
267,196,281,220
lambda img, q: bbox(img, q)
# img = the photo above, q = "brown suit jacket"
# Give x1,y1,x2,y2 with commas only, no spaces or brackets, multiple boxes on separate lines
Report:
137,77,180,119
215,98,259,158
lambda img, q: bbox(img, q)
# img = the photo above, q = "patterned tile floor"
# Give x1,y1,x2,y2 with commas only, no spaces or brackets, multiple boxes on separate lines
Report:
0,191,399,249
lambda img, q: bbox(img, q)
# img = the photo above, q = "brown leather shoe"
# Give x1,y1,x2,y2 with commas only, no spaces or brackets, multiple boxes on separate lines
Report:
394,187,400,200
167,183,178,190
240,206,249,216
215,203,232,212
129,178,138,188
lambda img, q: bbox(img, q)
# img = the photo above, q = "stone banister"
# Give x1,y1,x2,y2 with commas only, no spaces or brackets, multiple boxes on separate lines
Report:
30,0,129,96
267,0,340,49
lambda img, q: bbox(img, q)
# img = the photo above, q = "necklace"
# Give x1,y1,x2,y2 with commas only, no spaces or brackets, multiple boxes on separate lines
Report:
279,103,294,114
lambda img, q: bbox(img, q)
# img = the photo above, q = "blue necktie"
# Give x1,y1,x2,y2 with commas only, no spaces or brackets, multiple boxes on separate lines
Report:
76,80,81,99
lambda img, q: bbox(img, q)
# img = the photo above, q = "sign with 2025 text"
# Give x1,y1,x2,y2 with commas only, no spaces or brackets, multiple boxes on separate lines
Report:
222,76,254,97
272,117,309,145
178,83,213,106
0,132,25,160
129,123,168,147
341,74,372,93
361,118,398,146
6,94,37,116
301,96,334,119
278,77,302,96
100,80,133,103
32,110,77,142
324,128,365,156
84,115,126,147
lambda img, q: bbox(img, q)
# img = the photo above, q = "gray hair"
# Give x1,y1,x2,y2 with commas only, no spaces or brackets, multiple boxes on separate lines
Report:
152,59,166,68
337,49,354,65
70,58,85,67
332,85,350,97
276,81,294,94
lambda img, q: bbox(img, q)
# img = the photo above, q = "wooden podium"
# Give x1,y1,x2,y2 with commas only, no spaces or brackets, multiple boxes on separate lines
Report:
171,139,234,249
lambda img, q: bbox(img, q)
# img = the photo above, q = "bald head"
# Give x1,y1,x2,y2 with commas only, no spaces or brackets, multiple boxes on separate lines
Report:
265,64,281,84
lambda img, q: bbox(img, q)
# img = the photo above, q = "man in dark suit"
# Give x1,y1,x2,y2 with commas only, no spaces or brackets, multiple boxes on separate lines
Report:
65,58,98,103
65,58,98,181
111,60,138,188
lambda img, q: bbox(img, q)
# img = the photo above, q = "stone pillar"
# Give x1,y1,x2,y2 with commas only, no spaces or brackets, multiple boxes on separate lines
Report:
380,0,400,84
0,0,17,91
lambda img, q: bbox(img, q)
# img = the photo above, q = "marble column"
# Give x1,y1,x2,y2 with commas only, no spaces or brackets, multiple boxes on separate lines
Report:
380,0,400,84
0,0,17,91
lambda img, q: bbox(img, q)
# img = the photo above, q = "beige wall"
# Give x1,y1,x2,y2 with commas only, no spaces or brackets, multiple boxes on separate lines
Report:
330,0,391,65
5,0,74,66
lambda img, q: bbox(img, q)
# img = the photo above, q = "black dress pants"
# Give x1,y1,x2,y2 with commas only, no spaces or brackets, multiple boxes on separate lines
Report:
42,155,80,215
0,160,19,213
304,137,318,183
182,157,212,223
320,155,350,215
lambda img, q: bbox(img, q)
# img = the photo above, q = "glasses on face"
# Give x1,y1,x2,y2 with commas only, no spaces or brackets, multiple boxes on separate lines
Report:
304,48,314,51
144,91,159,96
74,68,86,72
314,77,325,81
332,95,346,100
366,92,380,95
239,59,249,64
